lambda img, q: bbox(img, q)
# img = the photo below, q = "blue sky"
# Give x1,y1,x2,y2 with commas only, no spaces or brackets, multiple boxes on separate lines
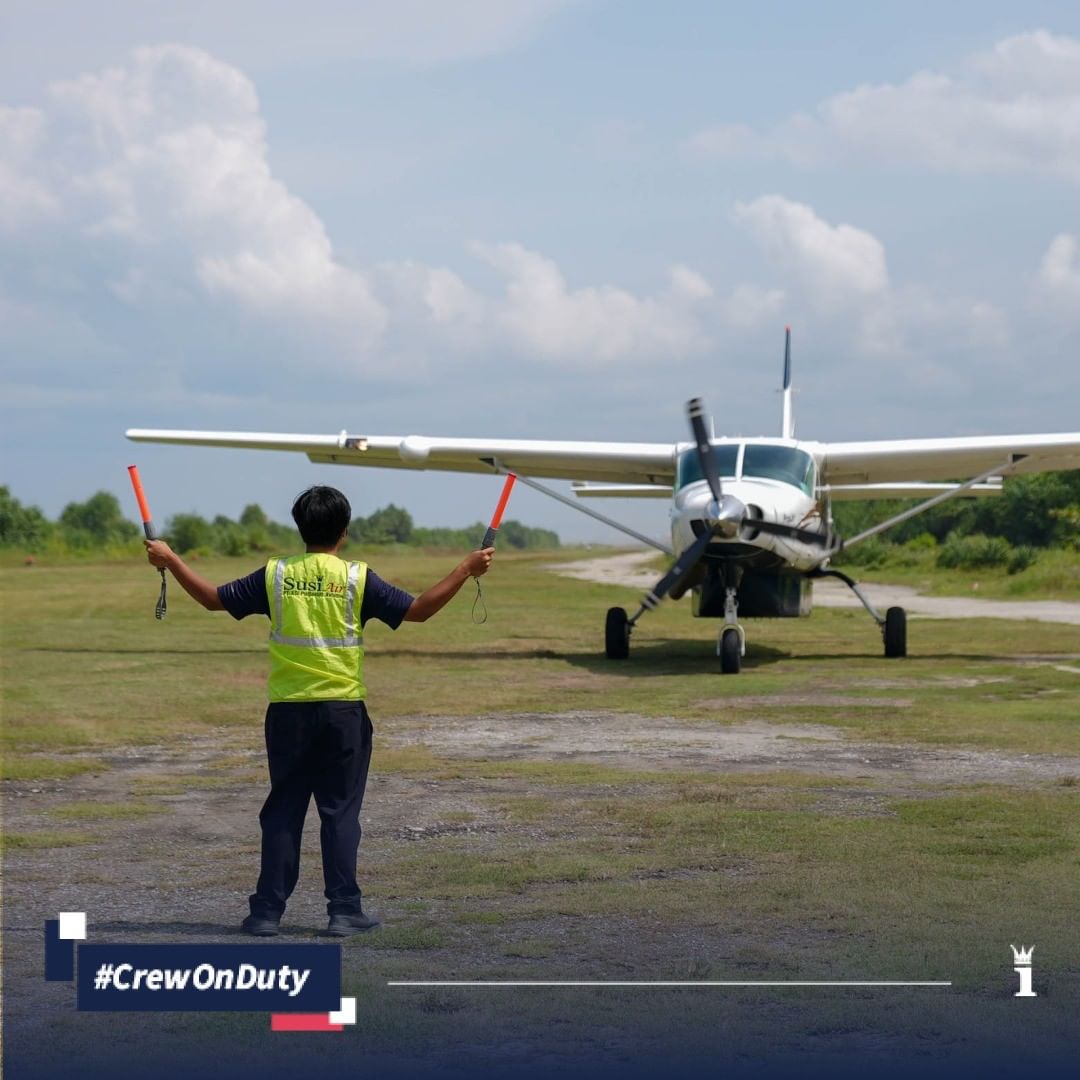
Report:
2,1,1078,543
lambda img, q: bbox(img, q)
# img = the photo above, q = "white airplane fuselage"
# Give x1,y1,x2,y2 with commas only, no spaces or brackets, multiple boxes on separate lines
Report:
667,440,828,618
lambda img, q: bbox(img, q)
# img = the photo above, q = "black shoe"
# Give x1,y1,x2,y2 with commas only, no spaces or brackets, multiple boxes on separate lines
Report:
242,913,281,937
326,911,380,936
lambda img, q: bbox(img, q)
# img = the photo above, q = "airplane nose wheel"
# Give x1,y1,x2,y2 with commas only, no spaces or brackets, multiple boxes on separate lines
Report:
605,606,630,659
719,627,742,674
718,585,744,674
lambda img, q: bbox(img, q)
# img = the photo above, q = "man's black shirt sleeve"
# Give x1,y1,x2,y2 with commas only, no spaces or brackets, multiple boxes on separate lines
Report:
217,568,268,620
360,570,414,629
217,565,414,629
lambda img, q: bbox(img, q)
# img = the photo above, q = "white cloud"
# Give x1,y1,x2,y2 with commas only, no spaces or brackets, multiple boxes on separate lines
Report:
1036,233,1080,306
46,46,387,350
0,43,1030,413
469,242,711,363
691,30,1080,181
731,195,1008,358
969,29,1080,96
379,261,487,327
0,105,57,227
0,45,724,379
668,264,714,302
718,284,786,330
734,195,889,305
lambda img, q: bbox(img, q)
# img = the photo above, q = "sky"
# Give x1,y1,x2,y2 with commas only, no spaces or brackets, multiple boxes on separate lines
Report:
2,0,1079,544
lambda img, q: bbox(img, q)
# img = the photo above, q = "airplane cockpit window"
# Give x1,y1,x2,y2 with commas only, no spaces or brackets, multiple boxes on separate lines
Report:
741,445,815,495
676,444,739,490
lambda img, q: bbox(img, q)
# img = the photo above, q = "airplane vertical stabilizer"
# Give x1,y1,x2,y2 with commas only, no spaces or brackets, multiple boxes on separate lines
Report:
781,327,794,440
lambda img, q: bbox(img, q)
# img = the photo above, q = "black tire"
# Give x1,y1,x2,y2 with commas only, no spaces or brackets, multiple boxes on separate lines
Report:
720,627,741,674
605,607,630,660
884,606,907,658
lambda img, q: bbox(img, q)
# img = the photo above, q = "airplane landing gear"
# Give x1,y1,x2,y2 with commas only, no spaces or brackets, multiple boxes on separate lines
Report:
884,606,907,658
605,606,630,659
810,569,907,659
718,586,744,674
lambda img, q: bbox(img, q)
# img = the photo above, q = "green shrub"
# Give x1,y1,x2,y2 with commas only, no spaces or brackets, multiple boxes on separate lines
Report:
837,537,889,568
903,532,938,551
1051,506,1080,550
0,486,53,549
59,492,138,547
166,513,215,554
937,533,1011,569
1007,546,1039,575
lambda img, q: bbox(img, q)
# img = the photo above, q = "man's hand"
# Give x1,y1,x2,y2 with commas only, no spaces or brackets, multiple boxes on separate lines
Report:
144,539,177,569
143,540,223,610
460,547,494,578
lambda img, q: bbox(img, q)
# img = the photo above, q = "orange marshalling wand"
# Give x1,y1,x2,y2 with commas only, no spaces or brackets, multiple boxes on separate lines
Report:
481,473,517,548
127,464,167,618
127,465,158,539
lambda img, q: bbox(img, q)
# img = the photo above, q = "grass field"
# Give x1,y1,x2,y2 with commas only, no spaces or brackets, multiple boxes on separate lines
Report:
845,546,1080,600
3,549,1080,1073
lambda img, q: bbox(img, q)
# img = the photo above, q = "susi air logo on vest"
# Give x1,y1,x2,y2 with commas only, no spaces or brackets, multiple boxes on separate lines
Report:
282,575,347,596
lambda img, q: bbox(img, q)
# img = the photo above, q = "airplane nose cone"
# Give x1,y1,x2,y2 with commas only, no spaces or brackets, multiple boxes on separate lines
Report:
708,494,746,538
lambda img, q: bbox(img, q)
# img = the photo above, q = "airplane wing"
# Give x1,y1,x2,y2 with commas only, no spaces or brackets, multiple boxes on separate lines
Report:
819,433,1080,487
124,429,678,486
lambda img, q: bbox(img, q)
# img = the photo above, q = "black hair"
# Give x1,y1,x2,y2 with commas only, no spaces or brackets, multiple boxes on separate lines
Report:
291,486,351,547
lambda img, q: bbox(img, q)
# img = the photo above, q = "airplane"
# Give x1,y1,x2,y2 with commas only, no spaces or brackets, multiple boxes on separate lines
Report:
127,330,1080,674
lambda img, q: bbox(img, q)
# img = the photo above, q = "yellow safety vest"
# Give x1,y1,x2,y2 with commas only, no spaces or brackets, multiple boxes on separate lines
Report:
264,553,367,702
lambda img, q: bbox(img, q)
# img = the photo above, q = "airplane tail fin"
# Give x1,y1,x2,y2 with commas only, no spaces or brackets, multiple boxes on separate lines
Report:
781,326,794,440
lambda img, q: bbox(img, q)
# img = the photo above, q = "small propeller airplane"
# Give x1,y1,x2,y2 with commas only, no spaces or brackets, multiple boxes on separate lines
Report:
127,330,1080,673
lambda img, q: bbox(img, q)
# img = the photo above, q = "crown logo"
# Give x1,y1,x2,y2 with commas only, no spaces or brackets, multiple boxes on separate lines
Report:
1011,945,1034,965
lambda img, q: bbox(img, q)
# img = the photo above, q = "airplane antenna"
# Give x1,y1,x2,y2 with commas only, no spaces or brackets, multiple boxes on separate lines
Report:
781,326,794,440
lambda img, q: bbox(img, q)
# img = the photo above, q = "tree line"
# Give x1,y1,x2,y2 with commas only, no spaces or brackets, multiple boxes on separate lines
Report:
830,471,1079,571
0,487,560,557
3,471,1076,564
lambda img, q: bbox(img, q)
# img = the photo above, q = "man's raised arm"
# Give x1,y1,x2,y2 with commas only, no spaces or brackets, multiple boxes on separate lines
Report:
404,549,493,623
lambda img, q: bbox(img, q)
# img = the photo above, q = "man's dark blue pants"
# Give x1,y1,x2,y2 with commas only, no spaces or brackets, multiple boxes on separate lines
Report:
250,700,373,918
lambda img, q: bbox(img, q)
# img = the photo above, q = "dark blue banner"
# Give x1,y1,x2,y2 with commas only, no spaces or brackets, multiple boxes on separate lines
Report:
76,943,340,1012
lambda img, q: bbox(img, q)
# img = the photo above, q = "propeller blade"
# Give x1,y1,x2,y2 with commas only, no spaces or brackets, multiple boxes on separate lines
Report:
686,398,722,505
638,528,715,612
748,518,838,548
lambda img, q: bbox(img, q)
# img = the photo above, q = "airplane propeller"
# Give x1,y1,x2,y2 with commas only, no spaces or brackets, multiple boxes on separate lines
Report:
687,397,723,505
748,517,838,547
634,398,838,616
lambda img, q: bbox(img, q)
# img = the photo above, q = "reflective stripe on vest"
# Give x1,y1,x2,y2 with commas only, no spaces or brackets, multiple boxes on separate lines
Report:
264,553,367,702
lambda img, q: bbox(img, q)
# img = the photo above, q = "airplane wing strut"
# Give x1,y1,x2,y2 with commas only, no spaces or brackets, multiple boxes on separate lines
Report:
486,459,673,555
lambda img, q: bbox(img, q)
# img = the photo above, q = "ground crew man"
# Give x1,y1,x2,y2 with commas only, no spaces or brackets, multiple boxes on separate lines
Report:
144,485,493,937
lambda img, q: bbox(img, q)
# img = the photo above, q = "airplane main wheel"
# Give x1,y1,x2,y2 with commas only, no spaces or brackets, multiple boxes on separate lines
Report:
884,606,907,658
720,627,741,674
605,607,630,660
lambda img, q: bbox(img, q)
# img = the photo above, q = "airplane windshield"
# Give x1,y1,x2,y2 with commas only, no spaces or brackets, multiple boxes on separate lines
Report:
742,445,815,495
676,444,739,490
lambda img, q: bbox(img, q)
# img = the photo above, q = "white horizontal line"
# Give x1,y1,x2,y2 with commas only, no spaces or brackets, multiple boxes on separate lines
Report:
388,980,952,988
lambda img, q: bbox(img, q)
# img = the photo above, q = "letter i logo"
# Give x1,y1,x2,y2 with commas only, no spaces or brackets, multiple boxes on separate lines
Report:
1011,945,1036,998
